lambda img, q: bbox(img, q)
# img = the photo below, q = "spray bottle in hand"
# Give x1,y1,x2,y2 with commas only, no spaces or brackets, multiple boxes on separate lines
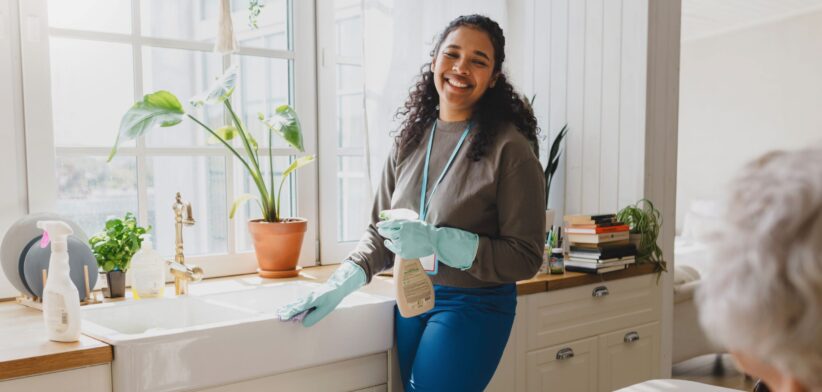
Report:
37,220,81,342
380,209,435,318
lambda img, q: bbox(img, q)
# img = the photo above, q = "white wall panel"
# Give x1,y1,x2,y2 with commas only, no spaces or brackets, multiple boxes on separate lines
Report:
618,0,648,210
518,0,678,376
581,0,604,213
599,0,623,214
527,0,650,217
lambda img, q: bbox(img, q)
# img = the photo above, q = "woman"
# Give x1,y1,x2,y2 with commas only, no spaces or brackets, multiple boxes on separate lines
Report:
279,15,545,391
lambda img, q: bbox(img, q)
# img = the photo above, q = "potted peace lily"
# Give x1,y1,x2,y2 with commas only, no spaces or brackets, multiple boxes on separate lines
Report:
108,65,315,278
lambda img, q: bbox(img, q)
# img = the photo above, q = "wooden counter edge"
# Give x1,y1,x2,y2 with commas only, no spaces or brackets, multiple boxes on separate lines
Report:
0,343,112,381
516,263,659,295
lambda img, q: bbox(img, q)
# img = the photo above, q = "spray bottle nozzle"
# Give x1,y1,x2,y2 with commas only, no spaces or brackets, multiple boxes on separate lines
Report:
36,221,74,249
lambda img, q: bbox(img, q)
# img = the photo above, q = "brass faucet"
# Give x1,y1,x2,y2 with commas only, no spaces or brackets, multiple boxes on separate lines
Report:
168,192,203,295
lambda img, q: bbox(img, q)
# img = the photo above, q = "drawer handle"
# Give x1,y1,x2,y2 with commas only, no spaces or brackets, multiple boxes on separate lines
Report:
592,286,610,297
624,331,640,343
556,347,575,360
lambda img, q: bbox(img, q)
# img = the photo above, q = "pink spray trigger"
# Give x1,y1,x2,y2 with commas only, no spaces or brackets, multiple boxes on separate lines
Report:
39,231,50,248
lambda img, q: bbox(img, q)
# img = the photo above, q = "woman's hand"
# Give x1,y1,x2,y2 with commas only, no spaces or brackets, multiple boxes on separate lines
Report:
277,261,366,327
377,220,479,270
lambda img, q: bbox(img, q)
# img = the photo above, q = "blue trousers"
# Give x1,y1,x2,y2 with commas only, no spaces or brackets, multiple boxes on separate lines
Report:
395,283,517,392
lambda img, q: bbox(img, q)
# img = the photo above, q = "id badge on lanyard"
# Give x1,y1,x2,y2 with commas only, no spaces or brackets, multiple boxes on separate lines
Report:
419,121,471,275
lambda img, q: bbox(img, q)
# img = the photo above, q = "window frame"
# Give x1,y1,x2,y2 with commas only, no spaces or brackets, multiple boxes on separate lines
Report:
316,0,370,264
19,0,319,277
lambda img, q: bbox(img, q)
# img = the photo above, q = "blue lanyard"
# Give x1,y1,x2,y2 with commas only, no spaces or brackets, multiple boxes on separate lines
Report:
419,121,471,221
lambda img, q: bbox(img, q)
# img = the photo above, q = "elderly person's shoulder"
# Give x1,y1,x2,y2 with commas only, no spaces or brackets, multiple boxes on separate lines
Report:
696,145,822,392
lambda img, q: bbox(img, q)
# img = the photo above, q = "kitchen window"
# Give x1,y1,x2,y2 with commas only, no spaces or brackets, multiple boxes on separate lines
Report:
19,0,320,276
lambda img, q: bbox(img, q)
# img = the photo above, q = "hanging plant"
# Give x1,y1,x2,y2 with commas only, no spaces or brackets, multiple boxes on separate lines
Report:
616,199,667,273
248,0,265,29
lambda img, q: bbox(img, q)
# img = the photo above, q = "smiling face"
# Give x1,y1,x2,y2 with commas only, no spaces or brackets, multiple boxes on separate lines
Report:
431,26,498,121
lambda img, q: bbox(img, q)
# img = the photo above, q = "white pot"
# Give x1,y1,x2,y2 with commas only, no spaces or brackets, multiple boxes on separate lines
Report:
545,209,556,232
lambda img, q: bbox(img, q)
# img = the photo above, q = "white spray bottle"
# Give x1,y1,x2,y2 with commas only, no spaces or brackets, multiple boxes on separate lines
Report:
380,209,435,318
37,220,81,342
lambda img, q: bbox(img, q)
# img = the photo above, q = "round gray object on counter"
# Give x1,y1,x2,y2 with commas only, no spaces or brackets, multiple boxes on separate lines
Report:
1,213,88,296
22,236,97,301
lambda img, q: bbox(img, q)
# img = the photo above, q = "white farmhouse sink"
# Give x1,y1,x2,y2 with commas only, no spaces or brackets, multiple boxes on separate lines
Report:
81,281,395,392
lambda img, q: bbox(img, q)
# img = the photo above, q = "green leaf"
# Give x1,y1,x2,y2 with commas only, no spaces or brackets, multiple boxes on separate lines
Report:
275,155,315,220
281,155,315,179
245,130,259,151
261,105,305,152
190,65,238,107
229,193,261,219
89,212,151,272
109,91,184,161
207,125,239,144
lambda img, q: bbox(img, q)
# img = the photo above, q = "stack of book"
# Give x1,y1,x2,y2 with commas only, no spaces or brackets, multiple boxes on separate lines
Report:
563,214,637,274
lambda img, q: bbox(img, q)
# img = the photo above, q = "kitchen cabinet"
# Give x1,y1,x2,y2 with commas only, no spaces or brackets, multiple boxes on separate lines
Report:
487,274,662,392
0,364,111,392
196,352,387,392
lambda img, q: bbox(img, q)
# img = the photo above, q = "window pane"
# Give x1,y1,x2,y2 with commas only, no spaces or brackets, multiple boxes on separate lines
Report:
142,0,289,51
337,156,368,242
50,38,134,148
337,93,364,149
337,64,362,91
48,0,131,34
234,155,295,252
233,55,291,149
143,47,223,147
56,156,138,237
146,156,227,257
334,1,362,59
235,0,289,50
141,0,214,43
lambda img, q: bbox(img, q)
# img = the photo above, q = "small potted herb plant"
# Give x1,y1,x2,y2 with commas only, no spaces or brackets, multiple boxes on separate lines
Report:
88,213,151,298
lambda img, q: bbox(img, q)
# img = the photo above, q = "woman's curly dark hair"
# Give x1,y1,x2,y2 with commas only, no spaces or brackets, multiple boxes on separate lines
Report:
394,14,539,161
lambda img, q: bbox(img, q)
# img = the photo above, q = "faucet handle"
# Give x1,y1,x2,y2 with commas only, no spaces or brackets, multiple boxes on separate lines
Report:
183,202,195,226
167,260,203,283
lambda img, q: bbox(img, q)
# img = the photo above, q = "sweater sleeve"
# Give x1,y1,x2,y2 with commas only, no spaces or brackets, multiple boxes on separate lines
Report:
465,145,546,283
346,149,398,283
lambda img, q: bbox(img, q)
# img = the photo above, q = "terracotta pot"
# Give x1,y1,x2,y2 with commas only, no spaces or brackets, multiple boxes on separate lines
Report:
248,218,308,278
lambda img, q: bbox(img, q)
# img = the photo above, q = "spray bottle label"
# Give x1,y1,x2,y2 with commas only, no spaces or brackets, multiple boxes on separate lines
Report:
44,292,69,334
401,261,432,308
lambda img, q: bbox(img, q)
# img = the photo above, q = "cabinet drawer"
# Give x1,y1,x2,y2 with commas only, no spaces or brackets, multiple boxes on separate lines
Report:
526,336,598,392
526,275,659,349
598,322,661,392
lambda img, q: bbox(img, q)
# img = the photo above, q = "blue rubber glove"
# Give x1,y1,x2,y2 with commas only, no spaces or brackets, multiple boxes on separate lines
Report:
277,261,366,327
376,220,479,270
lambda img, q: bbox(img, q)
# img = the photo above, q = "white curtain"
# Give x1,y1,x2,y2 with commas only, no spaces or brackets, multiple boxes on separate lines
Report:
361,0,508,197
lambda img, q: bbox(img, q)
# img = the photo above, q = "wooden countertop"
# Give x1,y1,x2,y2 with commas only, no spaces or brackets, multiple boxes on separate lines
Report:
515,263,660,295
0,304,112,381
0,262,658,381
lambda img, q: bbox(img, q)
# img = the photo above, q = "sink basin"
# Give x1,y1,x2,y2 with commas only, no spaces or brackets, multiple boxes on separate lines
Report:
82,296,256,338
82,281,395,392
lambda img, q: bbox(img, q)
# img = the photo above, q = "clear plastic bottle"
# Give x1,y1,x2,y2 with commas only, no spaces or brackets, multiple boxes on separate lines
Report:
130,235,166,299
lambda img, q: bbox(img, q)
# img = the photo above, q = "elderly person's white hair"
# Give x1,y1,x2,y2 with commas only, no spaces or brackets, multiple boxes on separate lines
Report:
696,146,822,389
